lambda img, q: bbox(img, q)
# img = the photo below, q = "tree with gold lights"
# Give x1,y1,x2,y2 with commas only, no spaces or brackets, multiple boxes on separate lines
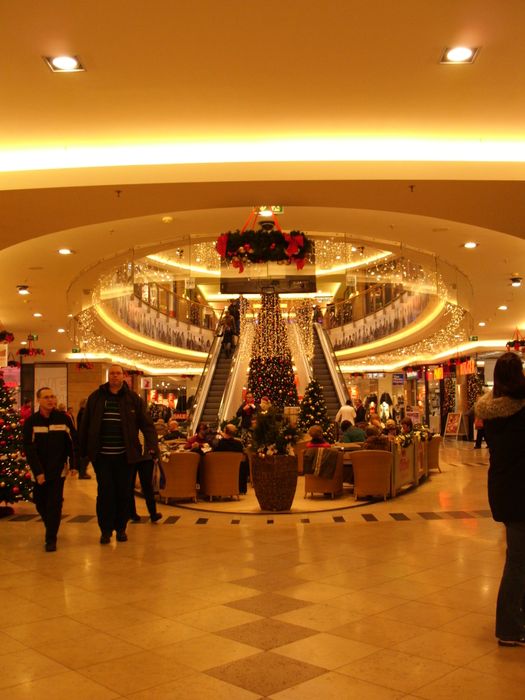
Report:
298,379,335,442
248,290,298,408
0,375,33,516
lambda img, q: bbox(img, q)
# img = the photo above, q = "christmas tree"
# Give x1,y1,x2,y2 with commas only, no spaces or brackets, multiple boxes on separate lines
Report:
0,375,33,515
298,379,335,442
248,290,298,408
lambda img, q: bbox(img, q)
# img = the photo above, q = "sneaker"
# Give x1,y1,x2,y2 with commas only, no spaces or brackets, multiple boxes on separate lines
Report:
45,541,57,552
498,636,525,647
130,513,141,522
100,532,111,544
116,531,128,542
150,512,162,523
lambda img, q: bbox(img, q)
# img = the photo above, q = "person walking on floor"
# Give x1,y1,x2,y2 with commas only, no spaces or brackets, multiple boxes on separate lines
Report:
23,387,79,552
79,364,159,544
129,451,162,523
475,351,525,646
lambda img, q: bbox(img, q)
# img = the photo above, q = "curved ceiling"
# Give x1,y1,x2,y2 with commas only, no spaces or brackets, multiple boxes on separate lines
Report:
1,1,525,363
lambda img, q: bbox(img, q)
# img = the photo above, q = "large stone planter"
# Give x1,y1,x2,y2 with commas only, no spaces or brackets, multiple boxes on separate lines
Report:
251,454,298,511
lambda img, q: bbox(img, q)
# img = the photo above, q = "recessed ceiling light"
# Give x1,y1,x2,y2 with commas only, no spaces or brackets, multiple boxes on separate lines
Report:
498,305,508,311
441,47,479,64
20,341,27,346
50,348,57,353
478,321,486,327
44,55,85,72
67,313,73,318
58,248,75,255
33,312,43,318
463,241,478,249
510,276,522,287
57,328,66,333
17,285,30,295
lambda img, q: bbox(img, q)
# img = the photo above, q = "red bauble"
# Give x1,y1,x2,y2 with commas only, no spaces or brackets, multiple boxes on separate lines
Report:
24,472,32,480
11,486,20,494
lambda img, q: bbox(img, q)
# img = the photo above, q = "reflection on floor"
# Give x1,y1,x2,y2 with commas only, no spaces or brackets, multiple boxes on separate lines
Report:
1,441,523,699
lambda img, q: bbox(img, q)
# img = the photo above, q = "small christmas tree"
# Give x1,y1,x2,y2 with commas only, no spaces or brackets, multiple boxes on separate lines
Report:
0,375,33,516
298,379,335,442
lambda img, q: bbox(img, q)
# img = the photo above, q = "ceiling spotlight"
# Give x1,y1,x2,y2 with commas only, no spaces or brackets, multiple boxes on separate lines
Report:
20,341,27,346
510,276,522,287
463,241,478,249
58,248,75,255
478,321,486,327
44,55,85,72
441,47,479,64
33,312,43,318
57,328,66,333
50,348,57,353
17,285,30,295
498,305,508,311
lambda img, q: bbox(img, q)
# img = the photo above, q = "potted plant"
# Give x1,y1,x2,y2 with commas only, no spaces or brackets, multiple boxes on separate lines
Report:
250,409,299,511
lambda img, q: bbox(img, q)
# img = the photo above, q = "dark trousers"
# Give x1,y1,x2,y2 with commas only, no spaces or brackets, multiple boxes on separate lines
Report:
496,521,525,639
78,455,90,477
94,454,133,534
33,477,65,543
130,460,158,517
474,428,486,448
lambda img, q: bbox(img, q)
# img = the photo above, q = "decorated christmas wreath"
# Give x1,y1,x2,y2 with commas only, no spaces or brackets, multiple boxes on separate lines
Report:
215,228,312,273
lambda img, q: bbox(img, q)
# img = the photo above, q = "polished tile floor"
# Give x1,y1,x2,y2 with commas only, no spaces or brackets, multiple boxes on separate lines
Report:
1,441,523,699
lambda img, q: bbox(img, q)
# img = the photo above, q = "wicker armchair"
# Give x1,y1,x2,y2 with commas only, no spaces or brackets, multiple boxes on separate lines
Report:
427,434,442,472
350,449,393,500
295,440,309,474
304,448,344,499
201,452,245,501
159,451,200,503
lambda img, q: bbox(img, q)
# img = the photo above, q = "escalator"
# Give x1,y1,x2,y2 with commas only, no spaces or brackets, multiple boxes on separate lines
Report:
312,324,349,420
200,355,233,425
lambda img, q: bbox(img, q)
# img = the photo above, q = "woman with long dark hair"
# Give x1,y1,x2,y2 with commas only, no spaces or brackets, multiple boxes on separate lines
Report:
476,351,525,646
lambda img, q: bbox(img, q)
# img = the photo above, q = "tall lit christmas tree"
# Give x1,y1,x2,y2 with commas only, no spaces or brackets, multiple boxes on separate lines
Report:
248,290,298,408
298,379,335,442
0,375,33,516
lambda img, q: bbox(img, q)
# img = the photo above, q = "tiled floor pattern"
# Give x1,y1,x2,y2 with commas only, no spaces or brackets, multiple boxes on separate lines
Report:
1,441,523,699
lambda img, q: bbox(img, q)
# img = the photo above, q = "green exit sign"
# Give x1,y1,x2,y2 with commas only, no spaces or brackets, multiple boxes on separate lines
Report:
71,347,81,353
469,335,479,342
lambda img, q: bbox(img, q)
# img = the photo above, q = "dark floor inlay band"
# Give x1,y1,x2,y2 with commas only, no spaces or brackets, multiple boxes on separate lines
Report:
9,514,39,521
68,515,95,523
196,517,208,524
445,511,475,519
333,515,346,522
301,518,310,524
231,519,240,524
267,519,274,524
362,514,378,521
389,513,410,521
418,512,443,520
163,516,180,524
473,510,492,517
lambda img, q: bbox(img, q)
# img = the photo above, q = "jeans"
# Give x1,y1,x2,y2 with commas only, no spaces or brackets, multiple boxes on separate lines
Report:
33,477,65,543
496,521,525,639
130,460,158,517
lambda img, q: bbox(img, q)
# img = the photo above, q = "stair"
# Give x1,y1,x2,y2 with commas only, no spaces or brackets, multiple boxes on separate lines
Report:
200,356,233,426
312,331,341,421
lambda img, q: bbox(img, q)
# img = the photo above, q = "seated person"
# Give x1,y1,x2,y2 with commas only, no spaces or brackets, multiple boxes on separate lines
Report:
154,418,168,438
213,423,248,494
340,419,366,443
363,426,391,451
400,417,413,434
163,419,185,442
383,419,399,438
184,422,210,452
305,424,331,448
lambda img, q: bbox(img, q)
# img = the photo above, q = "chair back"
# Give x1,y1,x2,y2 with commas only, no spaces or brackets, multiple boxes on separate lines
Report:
201,451,244,500
304,448,344,498
159,451,200,502
350,449,393,500
295,440,309,474
427,434,442,472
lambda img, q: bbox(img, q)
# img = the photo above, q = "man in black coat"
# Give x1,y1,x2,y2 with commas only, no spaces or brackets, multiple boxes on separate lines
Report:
23,387,79,551
213,423,248,494
79,365,159,544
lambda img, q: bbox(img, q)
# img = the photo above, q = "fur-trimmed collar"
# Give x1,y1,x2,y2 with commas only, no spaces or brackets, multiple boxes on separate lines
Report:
475,391,525,420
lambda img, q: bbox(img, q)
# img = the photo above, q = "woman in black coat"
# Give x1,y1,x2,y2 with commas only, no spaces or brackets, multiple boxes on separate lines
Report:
475,352,525,646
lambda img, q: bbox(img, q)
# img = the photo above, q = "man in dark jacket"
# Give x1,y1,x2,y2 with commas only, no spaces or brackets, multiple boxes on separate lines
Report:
79,365,159,544
23,387,79,552
213,423,248,494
